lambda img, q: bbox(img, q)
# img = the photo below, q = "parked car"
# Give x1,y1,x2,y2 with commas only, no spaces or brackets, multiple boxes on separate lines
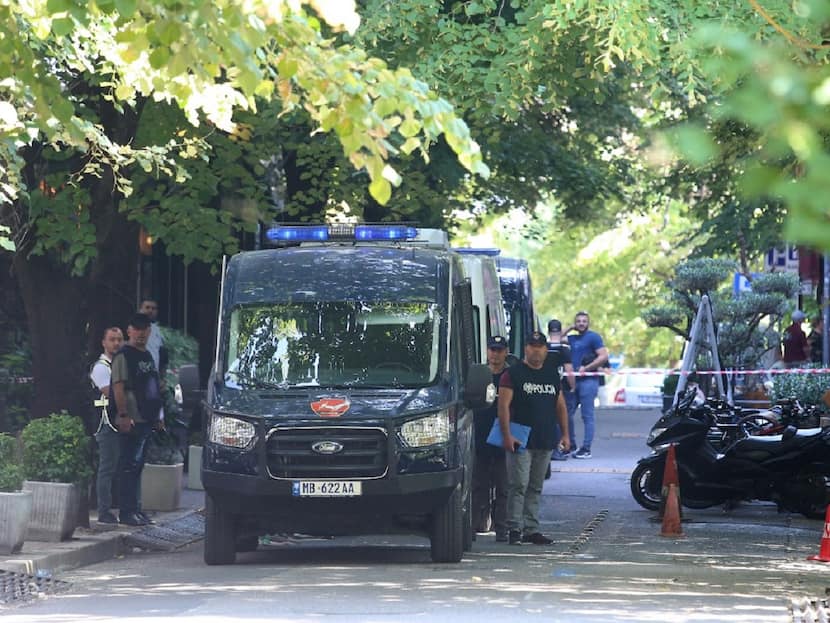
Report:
612,368,663,407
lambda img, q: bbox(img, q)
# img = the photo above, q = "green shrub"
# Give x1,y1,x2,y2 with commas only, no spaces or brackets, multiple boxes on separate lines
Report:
144,430,184,465
20,412,92,484
0,433,23,492
769,365,830,410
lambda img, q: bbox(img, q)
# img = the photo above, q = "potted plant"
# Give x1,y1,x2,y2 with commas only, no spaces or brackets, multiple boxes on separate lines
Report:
141,429,184,511
186,431,204,491
0,433,32,554
21,411,92,541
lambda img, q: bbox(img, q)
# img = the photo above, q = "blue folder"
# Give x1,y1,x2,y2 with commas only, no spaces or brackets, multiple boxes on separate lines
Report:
486,420,531,453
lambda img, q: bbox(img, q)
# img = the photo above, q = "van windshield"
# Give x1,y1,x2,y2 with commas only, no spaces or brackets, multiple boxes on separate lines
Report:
224,302,442,389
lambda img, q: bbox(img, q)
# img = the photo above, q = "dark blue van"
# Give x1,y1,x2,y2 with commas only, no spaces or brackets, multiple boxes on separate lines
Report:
200,225,491,565
496,256,539,358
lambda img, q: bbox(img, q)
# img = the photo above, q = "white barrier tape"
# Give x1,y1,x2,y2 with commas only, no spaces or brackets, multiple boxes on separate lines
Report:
571,368,830,377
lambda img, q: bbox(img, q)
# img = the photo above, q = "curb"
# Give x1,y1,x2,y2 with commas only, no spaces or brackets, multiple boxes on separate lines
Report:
2,532,127,576
1,508,204,577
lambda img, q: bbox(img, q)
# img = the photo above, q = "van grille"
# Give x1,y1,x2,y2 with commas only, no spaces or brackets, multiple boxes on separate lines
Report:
266,426,388,479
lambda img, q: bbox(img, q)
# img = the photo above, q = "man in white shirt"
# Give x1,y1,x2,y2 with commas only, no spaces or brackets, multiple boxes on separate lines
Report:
139,299,165,373
90,326,124,524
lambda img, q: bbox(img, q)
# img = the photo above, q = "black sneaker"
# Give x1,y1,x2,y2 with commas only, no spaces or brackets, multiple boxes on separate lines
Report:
573,447,592,459
137,511,156,525
508,529,522,545
521,532,553,545
119,512,148,527
97,511,118,524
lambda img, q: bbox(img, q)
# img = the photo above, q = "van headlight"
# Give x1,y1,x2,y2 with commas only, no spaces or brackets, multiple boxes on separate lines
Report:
399,411,450,448
209,413,256,449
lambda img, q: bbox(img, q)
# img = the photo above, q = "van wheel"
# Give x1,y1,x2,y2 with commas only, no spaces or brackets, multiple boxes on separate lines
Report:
235,535,259,553
204,493,237,565
462,487,473,552
430,485,463,563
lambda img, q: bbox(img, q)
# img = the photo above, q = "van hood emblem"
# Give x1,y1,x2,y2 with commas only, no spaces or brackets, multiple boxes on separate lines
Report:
312,440,344,455
310,397,350,418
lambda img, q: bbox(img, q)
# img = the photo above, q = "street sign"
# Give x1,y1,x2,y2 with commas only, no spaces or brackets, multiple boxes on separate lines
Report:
733,273,760,297
765,245,799,272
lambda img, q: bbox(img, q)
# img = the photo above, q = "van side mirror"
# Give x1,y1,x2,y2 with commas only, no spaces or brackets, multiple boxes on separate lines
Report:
464,364,494,410
177,364,201,412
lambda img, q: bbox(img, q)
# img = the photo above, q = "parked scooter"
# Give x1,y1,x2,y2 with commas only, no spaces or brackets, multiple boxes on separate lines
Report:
630,390,830,518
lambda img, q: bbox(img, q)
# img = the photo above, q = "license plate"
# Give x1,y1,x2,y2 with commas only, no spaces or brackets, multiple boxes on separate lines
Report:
292,480,362,497
640,395,661,405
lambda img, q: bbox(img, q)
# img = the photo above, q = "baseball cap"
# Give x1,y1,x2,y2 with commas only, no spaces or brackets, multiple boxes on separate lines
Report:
526,331,548,347
487,335,508,349
128,313,151,330
792,310,806,322
547,319,562,333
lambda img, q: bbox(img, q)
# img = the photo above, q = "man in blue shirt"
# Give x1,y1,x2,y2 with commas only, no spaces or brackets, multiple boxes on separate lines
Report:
564,311,608,459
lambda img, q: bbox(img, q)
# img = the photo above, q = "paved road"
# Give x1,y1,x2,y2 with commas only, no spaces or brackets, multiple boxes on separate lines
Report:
4,408,830,622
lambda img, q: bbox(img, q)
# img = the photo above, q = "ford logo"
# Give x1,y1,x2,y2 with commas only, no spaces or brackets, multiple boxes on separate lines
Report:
312,441,344,455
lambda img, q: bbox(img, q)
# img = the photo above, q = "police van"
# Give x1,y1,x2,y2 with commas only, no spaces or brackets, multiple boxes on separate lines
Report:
456,251,508,362
495,256,540,358
200,224,492,564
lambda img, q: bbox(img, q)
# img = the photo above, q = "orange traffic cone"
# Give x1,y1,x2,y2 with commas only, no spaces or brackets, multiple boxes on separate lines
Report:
660,483,684,538
663,444,679,487
658,444,683,521
808,505,830,562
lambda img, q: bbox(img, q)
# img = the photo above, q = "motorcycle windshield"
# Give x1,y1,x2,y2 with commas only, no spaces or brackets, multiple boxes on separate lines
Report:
224,301,442,390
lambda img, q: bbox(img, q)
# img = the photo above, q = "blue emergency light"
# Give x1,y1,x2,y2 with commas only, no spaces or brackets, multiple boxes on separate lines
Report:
265,225,329,242
355,225,418,240
265,224,418,244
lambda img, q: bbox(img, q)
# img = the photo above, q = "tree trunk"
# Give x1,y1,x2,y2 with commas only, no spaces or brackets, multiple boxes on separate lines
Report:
13,252,89,424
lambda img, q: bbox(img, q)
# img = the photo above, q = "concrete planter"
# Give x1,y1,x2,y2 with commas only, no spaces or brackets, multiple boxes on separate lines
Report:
186,445,203,490
23,480,79,542
141,462,183,511
0,490,33,554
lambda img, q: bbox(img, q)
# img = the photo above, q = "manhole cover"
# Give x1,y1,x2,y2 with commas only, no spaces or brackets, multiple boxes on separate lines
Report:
124,511,205,552
0,569,70,606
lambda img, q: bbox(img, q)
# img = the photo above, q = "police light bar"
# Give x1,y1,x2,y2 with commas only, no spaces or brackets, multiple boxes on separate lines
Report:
265,224,419,244
453,248,501,256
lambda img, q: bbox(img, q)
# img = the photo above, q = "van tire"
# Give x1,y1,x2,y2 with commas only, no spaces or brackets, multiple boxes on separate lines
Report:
462,486,473,551
430,485,463,563
204,493,237,565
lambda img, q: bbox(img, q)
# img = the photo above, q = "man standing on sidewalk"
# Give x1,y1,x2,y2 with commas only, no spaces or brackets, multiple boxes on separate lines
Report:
111,313,164,526
90,326,124,525
472,335,510,542
564,311,608,459
547,319,575,461
498,331,570,545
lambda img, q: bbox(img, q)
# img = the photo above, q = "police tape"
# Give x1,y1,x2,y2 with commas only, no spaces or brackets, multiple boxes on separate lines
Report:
570,367,830,377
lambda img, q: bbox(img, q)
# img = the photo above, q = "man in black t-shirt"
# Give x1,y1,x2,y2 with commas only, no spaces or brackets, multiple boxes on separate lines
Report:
111,313,163,527
498,331,570,545
547,318,574,461
472,335,510,542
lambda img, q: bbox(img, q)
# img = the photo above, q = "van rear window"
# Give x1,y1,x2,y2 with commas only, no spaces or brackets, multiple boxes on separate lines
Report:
224,302,442,390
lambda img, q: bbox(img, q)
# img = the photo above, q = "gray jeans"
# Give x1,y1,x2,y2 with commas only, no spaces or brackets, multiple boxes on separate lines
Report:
505,448,553,534
95,423,121,516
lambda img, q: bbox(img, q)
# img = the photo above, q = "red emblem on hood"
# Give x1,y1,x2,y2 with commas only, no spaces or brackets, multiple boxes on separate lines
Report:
310,398,350,418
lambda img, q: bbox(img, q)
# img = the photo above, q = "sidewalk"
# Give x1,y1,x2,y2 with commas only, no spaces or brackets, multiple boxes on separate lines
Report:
0,484,205,577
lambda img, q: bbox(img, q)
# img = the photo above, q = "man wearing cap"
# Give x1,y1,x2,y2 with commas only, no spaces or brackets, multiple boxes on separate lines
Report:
497,330,570,545
472,335,510,542
782,310,809,367
547,319,575,461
